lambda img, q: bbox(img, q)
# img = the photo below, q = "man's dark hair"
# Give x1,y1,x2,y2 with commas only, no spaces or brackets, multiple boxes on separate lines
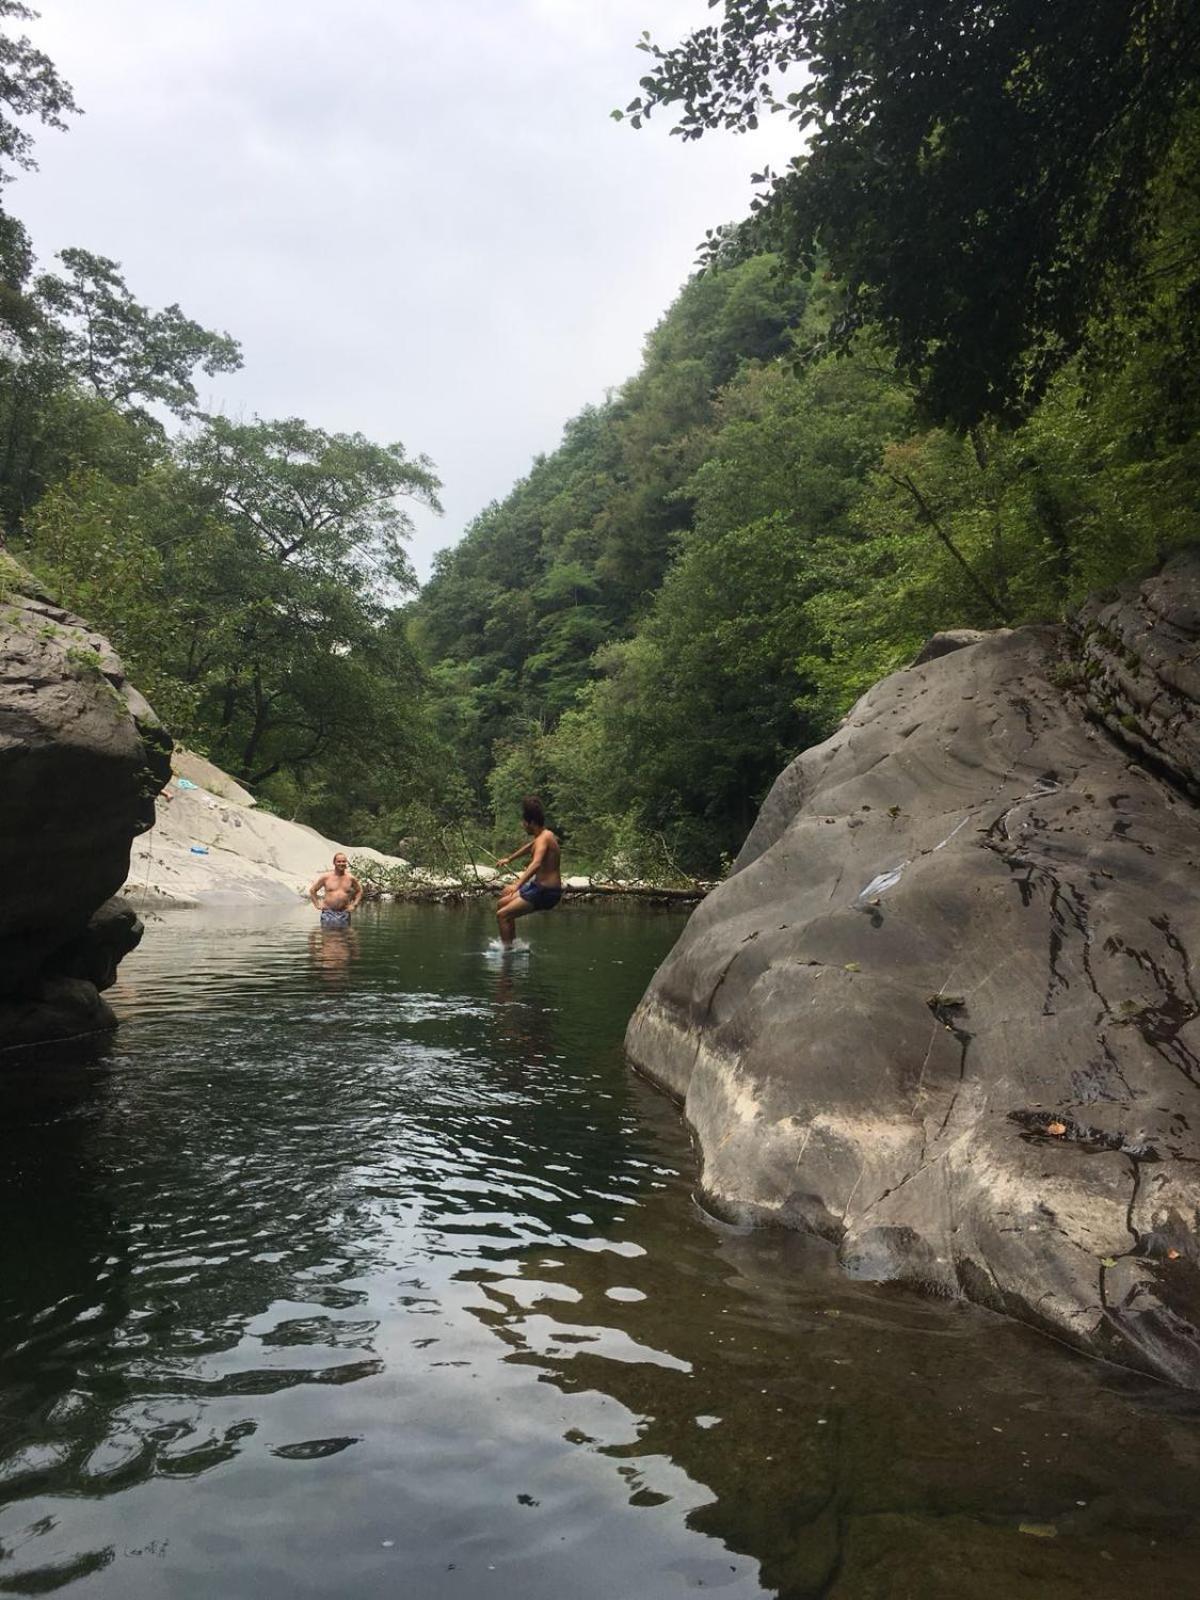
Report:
521,794,545,828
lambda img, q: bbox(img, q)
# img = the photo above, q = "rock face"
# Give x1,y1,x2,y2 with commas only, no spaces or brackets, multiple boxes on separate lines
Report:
1076,557,1200,798
0,567,171,1054
626,550,1200,1388
125,762,409,908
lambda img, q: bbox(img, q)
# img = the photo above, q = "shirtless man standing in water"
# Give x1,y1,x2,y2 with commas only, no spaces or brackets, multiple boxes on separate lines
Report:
495,795,562,946
308,853,363,929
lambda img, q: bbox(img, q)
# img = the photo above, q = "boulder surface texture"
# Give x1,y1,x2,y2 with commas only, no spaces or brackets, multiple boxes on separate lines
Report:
627,551,1200,1387
0,568,170,1053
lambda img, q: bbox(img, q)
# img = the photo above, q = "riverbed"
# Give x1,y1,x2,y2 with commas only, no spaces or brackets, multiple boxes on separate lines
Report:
2,903,1200,1598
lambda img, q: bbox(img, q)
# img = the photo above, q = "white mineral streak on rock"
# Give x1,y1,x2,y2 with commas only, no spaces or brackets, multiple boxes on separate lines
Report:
930,815,971,852
855,864,908,904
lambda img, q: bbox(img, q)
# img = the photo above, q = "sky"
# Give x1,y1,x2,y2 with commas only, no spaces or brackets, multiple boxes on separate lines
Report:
12,0,799,581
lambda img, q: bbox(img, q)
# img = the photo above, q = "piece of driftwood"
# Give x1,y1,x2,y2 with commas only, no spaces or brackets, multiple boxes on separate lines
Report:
564,882,710,903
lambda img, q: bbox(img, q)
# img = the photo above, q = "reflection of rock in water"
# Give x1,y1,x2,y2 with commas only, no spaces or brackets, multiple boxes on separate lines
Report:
0,1057,142,1528
308,926,361,985
466,1164,1200,1598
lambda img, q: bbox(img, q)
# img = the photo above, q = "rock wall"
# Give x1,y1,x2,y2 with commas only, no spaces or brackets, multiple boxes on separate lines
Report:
626,550,1200,1387
0,566,170,1054
1075,556,1200,796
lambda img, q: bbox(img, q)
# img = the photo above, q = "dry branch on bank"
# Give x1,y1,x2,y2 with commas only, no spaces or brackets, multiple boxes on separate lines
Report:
374,879,711,907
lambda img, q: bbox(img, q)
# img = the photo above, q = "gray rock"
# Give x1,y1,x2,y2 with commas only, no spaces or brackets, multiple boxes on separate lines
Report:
0,564,170,1053
1074,549,1200,796
627,554,1200,1387
53,898,145,992
1,976,118,1053
909,627,997,666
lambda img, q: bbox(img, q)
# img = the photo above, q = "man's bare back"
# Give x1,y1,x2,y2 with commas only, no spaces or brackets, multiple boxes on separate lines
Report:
533,829,561,888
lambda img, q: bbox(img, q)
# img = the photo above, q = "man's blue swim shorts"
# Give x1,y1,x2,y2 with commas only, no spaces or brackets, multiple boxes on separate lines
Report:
518,881,562,912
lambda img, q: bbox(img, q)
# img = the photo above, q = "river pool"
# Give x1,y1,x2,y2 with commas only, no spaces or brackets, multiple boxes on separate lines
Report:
2,903,1200,1598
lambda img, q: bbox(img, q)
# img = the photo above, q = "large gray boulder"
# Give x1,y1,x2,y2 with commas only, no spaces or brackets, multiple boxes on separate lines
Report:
626,550,1200,1387
0,563,171,1053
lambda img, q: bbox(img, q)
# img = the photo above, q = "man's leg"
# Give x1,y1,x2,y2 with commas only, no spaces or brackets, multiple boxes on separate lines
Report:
497,894,535,945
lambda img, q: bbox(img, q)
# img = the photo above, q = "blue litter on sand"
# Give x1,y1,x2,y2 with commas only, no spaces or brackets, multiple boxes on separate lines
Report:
175,777,198,790
189,845,209,854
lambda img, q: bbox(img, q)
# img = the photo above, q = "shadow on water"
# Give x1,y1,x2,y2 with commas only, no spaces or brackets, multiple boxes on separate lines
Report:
1,901,1199,1598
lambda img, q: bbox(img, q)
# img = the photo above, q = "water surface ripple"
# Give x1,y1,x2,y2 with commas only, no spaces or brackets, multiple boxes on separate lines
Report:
2,904,1200,1598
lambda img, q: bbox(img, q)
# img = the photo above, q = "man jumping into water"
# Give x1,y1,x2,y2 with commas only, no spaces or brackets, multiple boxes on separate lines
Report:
308,852,363,929
495,795,562,945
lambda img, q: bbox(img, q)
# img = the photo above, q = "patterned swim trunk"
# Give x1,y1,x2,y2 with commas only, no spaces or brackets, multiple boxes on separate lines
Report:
320,908,351,929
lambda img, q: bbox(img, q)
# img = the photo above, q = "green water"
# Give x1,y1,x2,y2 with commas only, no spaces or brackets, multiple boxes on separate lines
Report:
2,902,1200,1598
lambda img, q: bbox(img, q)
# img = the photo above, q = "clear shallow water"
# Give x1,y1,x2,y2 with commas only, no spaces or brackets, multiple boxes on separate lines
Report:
2,903,1200,1599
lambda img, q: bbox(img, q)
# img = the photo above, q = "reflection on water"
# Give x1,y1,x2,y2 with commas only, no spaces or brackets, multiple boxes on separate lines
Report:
308,925,361,986
2,902,1200,1598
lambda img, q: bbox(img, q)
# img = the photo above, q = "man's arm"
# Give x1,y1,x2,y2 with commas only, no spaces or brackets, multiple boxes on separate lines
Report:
513,834,548,888
307,874,325,907
496,839,534,869
348,874,364,911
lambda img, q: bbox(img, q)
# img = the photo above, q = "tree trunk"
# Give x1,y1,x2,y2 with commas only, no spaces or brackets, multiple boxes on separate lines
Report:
238,670,270,775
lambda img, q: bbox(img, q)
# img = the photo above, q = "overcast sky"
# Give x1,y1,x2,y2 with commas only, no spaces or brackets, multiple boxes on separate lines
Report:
13,0,798,580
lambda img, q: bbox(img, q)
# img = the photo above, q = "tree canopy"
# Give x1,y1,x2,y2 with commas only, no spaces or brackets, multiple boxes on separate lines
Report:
0,1,77,184
35,249,242,416
620,0,1200,426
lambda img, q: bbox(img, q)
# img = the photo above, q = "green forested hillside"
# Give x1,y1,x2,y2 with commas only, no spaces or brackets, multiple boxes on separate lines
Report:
410,256,812,827
410,127,1199,874
408,2,1200,876
3,1,1197,878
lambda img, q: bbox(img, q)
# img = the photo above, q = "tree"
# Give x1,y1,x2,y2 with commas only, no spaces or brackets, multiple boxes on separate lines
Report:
19,463,222,730
185,415,440,596
0,248,244,534
22,416,446,811
411,252,812,813
0,2,78,184
175,415,441,782
621,0,1200,426
35,249,242,417
0,4,78,344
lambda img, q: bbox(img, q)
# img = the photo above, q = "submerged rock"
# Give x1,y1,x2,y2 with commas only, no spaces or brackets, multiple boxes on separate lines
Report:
0,567,170,1054
627,550,1200,1387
